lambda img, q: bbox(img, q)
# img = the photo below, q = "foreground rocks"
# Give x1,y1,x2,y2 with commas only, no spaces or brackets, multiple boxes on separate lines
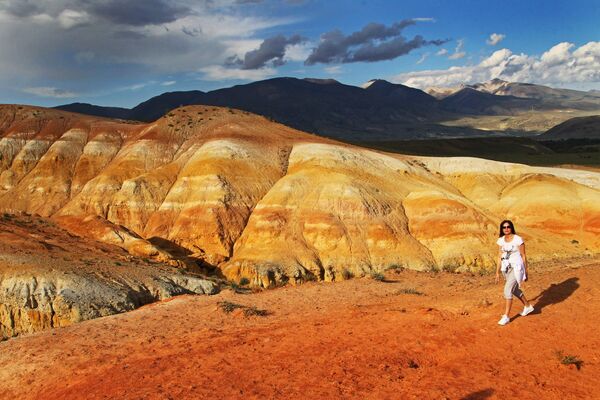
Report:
0,213,218,339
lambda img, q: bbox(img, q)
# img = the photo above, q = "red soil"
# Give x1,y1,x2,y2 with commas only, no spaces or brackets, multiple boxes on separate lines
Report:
1,258,599,400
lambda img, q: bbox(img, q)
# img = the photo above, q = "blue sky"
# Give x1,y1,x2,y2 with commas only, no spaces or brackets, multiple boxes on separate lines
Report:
0,0,599,108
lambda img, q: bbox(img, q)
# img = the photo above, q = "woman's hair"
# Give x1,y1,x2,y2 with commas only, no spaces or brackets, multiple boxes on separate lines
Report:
499,220,516,237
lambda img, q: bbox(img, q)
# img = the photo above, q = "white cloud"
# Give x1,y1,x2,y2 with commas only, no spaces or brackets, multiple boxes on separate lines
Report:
324,65,343,74
448,39,465,59
436,48,448,56
161,80,176,86
284,41,313,62
57,9,91,29
487,33,505,46
124,83,149,91
23,86,78,98
199,65,276,81
416,52,429,64
392,41,600,89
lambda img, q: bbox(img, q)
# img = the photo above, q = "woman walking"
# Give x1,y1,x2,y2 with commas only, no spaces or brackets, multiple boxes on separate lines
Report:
495,220,534,325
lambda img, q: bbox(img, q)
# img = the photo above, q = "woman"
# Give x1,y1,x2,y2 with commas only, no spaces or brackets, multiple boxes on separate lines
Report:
495,220,534,325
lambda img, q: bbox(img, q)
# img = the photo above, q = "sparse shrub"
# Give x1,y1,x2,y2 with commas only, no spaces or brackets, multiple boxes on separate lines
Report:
370,271,385,281
218,301,244,313
340,268,354,280
556,351,584,370
407,360,419,369
428,265,440,274
243,306,268,317
217,301,268,317
442,264,459,273
114,261,122,266
571,239,579,245
239,277,250,286
385,264,404,272
395,288,424,296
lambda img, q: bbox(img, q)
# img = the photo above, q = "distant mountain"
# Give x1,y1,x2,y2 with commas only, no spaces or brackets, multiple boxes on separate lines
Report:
425,86,463,99
467,79,600,110
439,87,538,115
129,90,206,122
542,115,600,139
55,77,600,140
54,102,131,120
59,77,468,140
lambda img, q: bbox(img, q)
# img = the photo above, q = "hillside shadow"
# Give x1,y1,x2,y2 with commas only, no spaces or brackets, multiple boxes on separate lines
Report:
146,237,218,276
147,237,193,257
530,277,580,312
461,388,494,400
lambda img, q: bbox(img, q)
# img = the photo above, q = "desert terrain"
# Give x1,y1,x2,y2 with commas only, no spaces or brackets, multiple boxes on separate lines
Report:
1,256,598,399
0,102,599,399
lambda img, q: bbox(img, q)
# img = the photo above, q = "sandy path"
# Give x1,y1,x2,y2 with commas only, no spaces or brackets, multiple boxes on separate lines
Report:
1,258,599,399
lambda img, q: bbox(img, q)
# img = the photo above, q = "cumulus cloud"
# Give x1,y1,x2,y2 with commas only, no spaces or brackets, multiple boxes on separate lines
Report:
448,39,466,59
226,34,307,69
23,86,78,98
393,41,600,89
436,48,448,56
305,20,447,65
487,33,505,46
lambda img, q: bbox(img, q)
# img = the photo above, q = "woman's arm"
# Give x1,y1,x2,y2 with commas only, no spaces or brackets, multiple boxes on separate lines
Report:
518,243,528,280
495,246,502,283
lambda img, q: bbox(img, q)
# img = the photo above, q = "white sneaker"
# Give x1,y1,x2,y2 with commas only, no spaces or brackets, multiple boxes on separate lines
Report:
498,315,510,325
520,305,534,316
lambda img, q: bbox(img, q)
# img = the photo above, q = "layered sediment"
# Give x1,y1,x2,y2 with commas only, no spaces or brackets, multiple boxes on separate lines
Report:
0,104,598,292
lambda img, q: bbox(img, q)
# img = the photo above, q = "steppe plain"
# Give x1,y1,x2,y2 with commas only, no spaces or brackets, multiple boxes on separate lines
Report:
0,103,599,399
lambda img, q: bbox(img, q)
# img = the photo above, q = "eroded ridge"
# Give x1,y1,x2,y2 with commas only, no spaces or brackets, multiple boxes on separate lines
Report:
0,104,599,290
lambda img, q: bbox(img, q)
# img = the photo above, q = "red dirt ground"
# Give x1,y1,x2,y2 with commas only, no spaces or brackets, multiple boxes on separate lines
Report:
1,257,599,400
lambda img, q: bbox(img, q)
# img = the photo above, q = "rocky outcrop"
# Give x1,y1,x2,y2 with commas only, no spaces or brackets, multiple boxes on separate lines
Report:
0,270,217,339
1,105,599,290
0,213,218,339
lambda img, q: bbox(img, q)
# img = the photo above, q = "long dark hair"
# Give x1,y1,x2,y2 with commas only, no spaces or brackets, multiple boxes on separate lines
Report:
499,220,516,237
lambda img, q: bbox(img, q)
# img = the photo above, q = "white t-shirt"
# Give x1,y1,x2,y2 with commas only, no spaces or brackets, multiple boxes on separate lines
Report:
497,234,524,271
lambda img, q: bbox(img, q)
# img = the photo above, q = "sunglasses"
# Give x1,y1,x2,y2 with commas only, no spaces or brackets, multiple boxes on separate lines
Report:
502,226,511,229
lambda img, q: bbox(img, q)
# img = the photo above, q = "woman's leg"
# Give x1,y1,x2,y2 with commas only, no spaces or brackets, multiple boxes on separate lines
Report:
517,293,531,307
502,270,517,316
504,298,512,316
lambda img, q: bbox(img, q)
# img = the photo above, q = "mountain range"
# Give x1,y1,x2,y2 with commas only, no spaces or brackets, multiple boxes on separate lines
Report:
55,78,600,141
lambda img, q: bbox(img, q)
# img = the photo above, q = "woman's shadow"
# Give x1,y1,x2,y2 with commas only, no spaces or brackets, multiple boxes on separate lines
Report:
529,277,580,314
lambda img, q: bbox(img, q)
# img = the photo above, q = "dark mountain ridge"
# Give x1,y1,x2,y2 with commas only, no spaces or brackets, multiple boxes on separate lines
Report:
54,77,600,141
